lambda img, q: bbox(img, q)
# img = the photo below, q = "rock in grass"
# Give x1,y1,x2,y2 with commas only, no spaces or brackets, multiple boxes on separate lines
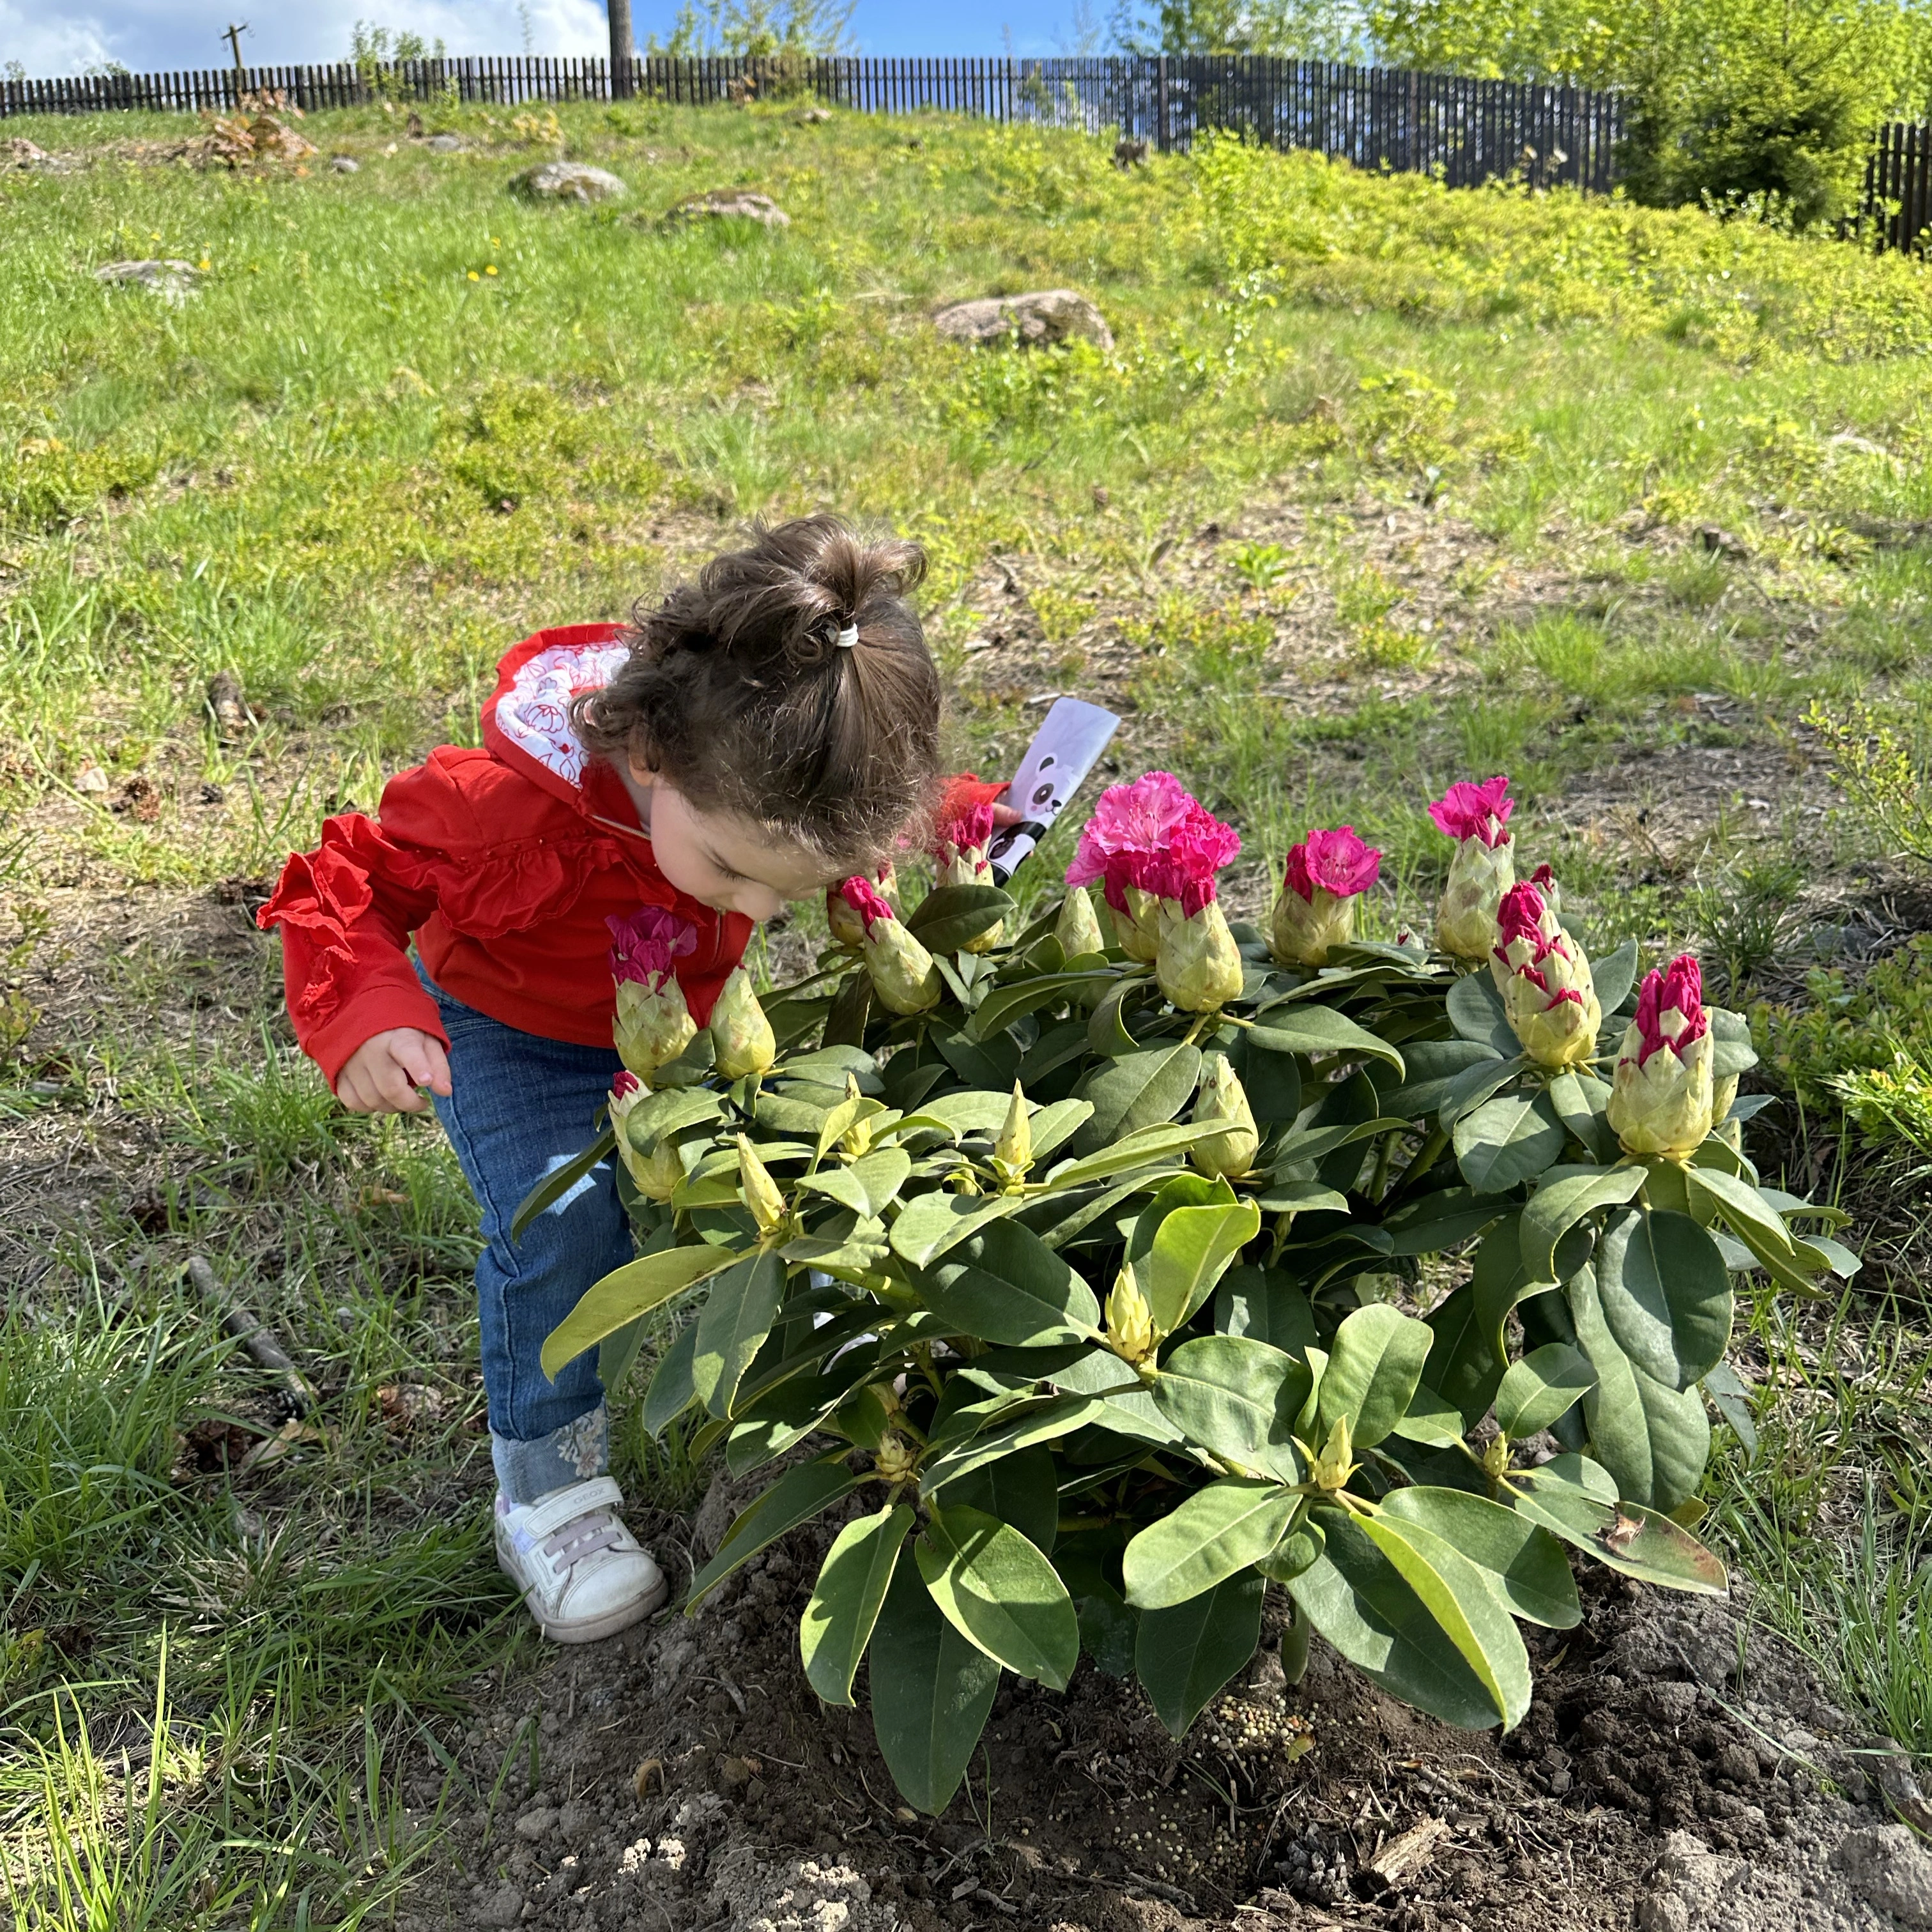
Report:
512,160,625,203
933,288,1114,351
664,188,788,228
95,259,200,300
6,137,47,167
331,155,358,174
424,132,464,153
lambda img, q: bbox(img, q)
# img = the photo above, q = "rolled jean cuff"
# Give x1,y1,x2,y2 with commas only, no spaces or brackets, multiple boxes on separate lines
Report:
492,1404,610,1505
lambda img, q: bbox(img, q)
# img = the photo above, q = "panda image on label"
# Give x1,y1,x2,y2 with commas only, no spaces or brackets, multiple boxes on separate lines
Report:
985,697,1121,885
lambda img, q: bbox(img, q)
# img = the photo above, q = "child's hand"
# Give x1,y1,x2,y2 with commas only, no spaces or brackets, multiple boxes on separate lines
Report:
337,1029,453,1114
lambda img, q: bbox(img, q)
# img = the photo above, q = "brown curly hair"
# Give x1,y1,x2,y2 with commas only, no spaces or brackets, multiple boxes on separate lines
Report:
572,515,942,868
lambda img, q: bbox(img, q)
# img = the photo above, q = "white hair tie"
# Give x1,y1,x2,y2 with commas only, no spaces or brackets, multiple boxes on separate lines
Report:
834,622,859,649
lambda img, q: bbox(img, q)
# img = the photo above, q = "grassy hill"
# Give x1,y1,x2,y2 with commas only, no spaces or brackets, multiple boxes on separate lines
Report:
1,96,1929,1927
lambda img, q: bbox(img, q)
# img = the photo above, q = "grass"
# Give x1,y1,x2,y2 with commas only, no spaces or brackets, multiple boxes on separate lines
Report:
4,92,1932,1919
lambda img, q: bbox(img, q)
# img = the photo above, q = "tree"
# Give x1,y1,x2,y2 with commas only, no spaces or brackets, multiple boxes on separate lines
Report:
1110,0,1372,60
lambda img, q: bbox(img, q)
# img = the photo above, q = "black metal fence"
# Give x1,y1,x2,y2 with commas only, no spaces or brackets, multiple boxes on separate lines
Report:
1,52,1623,194
1865,121,1932,254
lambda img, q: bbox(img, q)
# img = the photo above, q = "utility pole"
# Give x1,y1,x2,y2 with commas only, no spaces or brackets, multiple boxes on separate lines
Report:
223,20,249,107
608,0,634,100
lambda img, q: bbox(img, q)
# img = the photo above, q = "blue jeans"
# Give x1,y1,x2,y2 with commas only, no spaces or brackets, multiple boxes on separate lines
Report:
418,964,631,1503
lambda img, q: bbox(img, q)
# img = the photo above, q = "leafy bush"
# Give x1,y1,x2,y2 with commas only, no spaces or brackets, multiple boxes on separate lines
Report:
535,773,1860,1814
1754,931,1932,1115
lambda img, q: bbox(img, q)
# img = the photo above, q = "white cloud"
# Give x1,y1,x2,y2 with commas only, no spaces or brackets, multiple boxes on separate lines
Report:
11,0,611,75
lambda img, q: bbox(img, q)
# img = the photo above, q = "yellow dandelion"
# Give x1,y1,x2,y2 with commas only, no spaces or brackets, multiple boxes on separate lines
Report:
484,264,498,275
466,270,480,281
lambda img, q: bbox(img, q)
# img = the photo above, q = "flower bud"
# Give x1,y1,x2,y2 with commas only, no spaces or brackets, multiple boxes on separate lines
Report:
873,1432,917,1483
1110,884,1162,962
1307,1413,1357,1492
1191,1054,1260,1178
1438,833,1517,961
840,877,942,1015
709,965,776,1080
991,1080,1033,1186
1156,898,1245,1012
1271,826,1381,968
1491,882,1601,1069
735,1133,790,1241
608,1071,684,1201
932,802,1002,952
827,863,896,949
839,1072,875,1161
613,973,697,1081
1055,885,1107,959
1713,1071,1742,1152
1607,955,1715,1160
1105,1262,1157,1366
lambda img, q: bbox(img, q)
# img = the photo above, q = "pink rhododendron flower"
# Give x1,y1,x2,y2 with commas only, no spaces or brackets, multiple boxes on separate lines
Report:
612,1068,642,1100
1283,827,1382,905
1488,882,1600,1068
933,801,997,861
1428,776,1514,848
839,874,895,934
1609,953,1716,1157
606,905,698,990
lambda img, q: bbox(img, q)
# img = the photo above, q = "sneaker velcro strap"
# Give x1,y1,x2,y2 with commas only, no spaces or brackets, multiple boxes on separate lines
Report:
521,1475,625,1543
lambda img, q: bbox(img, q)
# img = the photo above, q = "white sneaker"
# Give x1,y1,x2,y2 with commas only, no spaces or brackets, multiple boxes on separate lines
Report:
494,1476,668,1644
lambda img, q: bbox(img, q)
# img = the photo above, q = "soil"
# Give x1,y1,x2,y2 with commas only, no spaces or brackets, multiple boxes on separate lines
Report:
393,1467,1927,1932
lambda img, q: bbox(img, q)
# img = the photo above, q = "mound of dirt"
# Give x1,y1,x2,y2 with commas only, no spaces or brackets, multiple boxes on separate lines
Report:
394,1473,1915,1932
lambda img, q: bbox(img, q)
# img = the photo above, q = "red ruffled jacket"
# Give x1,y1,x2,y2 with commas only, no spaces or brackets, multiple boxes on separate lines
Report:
261,624,1006,1091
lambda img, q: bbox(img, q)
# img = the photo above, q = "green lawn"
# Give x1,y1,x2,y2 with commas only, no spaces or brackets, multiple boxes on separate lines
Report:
3,95,1930,1924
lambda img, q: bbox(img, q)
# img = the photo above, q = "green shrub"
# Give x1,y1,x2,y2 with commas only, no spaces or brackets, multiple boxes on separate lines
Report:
540,779,1857,1815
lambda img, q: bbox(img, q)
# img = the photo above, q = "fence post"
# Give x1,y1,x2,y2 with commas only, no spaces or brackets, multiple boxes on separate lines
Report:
1156,54,1169,153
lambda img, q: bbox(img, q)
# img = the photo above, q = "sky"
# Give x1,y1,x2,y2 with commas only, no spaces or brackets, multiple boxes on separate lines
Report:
3,0,1107,76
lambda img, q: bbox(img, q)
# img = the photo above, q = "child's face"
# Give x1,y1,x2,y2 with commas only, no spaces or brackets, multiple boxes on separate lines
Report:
637,773,844,924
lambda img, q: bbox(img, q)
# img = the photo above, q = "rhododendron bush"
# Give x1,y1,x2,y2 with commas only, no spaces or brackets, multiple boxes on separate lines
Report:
522,771,1859,1816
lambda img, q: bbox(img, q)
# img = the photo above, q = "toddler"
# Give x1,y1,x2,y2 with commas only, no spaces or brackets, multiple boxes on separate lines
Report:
261,516,991,1643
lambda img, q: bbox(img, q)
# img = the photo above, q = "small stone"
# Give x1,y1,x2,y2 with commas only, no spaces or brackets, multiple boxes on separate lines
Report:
514,160,625,203
95,259,200,301
514,1805,557,1841
332,155,359,174
74,764,111,795
1834,1825,1932,1926
932,288,1113,352
424,133,464,153
6,137,48,165
480,1883,523,1928
557,1801,591,1840
664,188,788,227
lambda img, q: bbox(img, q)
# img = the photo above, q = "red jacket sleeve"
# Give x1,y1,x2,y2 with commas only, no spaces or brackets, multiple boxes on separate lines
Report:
258,763,463,1088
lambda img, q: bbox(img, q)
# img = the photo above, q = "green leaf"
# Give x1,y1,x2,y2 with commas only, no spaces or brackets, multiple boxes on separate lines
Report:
905,883,1016,954
1519,1165,1645,1282
869,1558,1000,1815
1508,1465,1728,1595
1569,1265,1712,1510
1133,1570,1266,1736
1547,1070,1616,1164
801,1503,911,1706
691,1251,788,1420
946,1445,1059,1554
511,1126,618,1241
1591,939,1641,1016
1229,1027,1302,1121
1071,1044,1203,1154
1355,1512,1532,1726
1446,973,1515,1054
1138,1197,1262,1335
888,1190,1028,1268
1317,1303,1432,1449
921,1394,1111,1494
921,1220,1101,1347
685,1454,859,1608
800,1148,912,1220
917,1505,1080,1689
1374,1039,1502,1118
1438,1051,1529,1128
1704,1361,1759,1460
1378,1487,1580,1629
1123,1478,1297,1610
1074,1577,1138,1678
1027,1099,1095,1163
1286,1514,1501,1730
1494,1341,1596,1440
1381,1187,1504,1257
968,970,1116,1042
541,1243,739,1381
1708,1005,1758,1078
1151,1335,1308,1482
1595,1207,1733,1391
1682,1164,1795,1259
1045,1120,1234,1189
1241,1008,1406,1077
598,1315,650,1397
1453,1089,1568,1196
1214,1266,1317,1353
1387,1381,1466,1446
641,1320,700,1436
1257,1515,1324,1584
